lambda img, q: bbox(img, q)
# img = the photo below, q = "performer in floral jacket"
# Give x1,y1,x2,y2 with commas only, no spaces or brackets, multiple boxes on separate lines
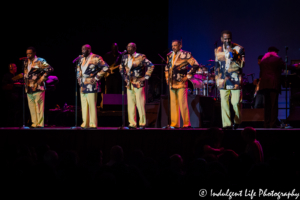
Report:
214,30,245,129
119,43,155,129
24,47,54,128
77,44,109,128
165,40,200,128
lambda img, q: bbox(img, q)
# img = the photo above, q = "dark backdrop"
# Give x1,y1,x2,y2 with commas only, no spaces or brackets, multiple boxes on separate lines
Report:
1,1,169,126
168,0,300,79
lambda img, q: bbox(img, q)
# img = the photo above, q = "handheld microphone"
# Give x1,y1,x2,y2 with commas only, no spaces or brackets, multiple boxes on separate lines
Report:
225,42,233,58
72,55,83,63
19,57,28,60
225,41,232,49
121,50,127,54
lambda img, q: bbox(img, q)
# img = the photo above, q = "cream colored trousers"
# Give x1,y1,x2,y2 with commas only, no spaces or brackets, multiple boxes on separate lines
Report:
127,85,146,127
220,89,242,127
80,92,98,128
27,91,45,127
170,88,191,128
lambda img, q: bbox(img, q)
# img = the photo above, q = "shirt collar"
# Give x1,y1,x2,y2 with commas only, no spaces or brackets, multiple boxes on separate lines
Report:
86,52,93,58
29,56,38,64
131,52,137,58
223,43,233,51
173,49,182,56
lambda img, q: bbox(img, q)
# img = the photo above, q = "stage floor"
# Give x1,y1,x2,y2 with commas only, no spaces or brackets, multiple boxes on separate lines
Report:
1,127,300,131
1,127,299,164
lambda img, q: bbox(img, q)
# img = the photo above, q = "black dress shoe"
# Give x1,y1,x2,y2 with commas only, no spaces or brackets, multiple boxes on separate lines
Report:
128,126,136,129
222,126,232,130
233,124,240,130
162,126,178,129
181,126,192,129
138,126,145,129
171,126,179,129
87,127,97,129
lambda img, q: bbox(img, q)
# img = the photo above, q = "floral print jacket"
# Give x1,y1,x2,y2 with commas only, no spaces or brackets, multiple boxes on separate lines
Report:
77,53,109,93
119,53,154,89
214,43,245,90
24,57,53,93
165,50,200,89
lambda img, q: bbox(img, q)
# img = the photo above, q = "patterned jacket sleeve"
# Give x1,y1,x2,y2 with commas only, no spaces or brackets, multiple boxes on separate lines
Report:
165,52,172,84
186,52,200,76
142,55,155,79
76,58,83,85
235,45,245,69
39,58,53,79
214,48,220,73
95,55,109,81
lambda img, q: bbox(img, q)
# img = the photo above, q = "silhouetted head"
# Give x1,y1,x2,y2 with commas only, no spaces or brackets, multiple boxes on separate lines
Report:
111,43,119,53
268,46,279,53
110,145,124,162
44,150,59,168
170,154,184,173
258,55,263,65
9,63,17,75
242,127,256,142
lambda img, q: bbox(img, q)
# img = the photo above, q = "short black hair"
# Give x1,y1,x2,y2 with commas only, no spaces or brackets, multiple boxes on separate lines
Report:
258,55,263,60
268,46,279,53
27,46,36,53
172,40,182,46
221,30,232,38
